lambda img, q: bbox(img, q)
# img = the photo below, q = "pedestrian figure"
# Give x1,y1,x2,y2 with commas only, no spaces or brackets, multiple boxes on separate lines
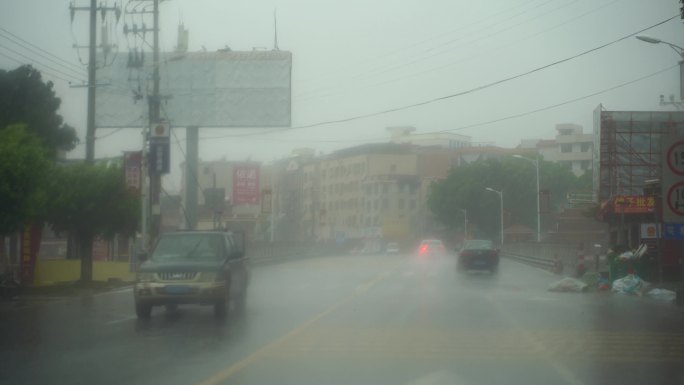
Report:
553,253,564,275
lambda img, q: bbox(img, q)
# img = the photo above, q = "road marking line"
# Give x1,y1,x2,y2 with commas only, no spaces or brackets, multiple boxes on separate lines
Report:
486,294,587,385
197,270,391,385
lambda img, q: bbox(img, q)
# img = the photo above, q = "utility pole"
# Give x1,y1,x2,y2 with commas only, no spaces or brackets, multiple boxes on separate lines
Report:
123,0,167,247
69,0,121,163
149,0,162,243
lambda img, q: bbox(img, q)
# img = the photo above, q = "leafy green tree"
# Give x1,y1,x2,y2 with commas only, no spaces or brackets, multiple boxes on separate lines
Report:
428,157,581,240
0,124,51,234
45,163,139,282
0,65,78,155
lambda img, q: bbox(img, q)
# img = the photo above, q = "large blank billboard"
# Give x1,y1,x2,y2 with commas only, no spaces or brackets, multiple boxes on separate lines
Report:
95,50,292,128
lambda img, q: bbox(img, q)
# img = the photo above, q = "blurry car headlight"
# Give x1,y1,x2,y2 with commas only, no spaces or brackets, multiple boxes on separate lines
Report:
137,273,156,283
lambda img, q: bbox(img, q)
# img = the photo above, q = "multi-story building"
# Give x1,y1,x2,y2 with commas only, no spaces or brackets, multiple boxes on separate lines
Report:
520,124,594,177
387,126,471,149
308,143,419,242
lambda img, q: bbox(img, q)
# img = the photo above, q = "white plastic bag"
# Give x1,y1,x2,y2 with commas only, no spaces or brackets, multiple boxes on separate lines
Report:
647,288,676,302
549,277,588,292
612,274,649,295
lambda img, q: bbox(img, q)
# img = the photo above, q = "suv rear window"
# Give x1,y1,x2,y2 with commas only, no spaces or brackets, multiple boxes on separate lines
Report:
152,233,226,261
464,240,493,249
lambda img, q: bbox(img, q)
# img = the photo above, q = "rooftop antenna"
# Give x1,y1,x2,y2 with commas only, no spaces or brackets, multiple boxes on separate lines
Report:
273,8,280,51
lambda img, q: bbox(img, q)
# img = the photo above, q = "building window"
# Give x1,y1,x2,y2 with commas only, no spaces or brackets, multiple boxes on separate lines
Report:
581,160,591,170
382,184,389,194
560,144,572,153
374,200,379,210
581,143,591,153
398,199,405,210
390,164,397,173
410,200,417,210
382,198,389,209
366,185,372,195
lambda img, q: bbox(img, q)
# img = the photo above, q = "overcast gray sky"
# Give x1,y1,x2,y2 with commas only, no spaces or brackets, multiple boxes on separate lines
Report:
1,0,683,192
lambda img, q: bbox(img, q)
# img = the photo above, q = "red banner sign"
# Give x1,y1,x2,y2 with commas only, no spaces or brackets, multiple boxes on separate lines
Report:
123,151,142,194
20,223,42,285
613,195,655,214
233,164,260,205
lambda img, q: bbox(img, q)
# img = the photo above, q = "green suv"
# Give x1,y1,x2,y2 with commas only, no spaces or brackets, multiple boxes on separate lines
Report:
134,231,249,319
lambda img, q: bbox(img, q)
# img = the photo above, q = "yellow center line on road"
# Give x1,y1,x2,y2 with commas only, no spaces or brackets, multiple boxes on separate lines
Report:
197,269,393,385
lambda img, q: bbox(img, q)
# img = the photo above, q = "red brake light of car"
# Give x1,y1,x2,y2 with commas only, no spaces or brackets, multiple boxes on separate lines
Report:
419,245,428,254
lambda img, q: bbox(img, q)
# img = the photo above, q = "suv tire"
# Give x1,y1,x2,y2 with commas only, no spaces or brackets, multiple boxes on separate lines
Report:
135,301,152,319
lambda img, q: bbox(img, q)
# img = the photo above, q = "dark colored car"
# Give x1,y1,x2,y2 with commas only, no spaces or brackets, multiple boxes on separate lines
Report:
417,239,446,257
134,231,249,319
457,239,500,273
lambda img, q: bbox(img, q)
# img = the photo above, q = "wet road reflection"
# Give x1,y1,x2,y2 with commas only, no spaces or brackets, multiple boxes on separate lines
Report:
1,254,683,385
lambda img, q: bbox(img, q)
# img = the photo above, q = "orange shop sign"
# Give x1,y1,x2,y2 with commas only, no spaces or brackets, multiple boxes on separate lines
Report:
613,195,655,214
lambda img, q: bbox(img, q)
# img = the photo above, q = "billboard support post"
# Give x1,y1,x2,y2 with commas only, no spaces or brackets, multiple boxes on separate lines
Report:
185,126,199,230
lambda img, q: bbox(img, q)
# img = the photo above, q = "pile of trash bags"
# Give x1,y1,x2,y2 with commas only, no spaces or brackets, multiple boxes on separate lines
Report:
612,274,648,295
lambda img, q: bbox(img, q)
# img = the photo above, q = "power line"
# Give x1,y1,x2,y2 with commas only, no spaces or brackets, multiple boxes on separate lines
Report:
0,31,86,79
435,64,679,134
295,0,623,101
204,14,678,141
0,43,86,83
296,0,552,88
200,63,678,146
297,0,579,99
0,26,85,73
0,51,80,84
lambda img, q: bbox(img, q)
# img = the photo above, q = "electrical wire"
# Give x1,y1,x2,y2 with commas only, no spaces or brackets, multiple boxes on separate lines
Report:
0,43,86,83
0,51,77,84
199,63,679,145
296,0,553,87
0,30,86,79
203,14,679,141
297,0,580,99
0,26,85,73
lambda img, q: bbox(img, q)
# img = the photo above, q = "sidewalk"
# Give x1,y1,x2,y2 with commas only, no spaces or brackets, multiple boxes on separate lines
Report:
1,279,133,312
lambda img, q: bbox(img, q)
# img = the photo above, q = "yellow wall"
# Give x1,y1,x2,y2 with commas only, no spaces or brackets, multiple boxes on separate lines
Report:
33,259,136,286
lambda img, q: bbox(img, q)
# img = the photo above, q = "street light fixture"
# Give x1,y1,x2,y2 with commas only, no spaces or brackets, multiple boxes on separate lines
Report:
636,35,684,57
457,208,468,240
636,35,684,105
513,154,541,243
485,187,504,246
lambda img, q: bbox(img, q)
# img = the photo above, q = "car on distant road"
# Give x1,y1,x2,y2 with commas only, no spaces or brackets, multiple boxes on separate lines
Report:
134,230,249,319
385,242,401,255
457,239,500,273
417,239,446,257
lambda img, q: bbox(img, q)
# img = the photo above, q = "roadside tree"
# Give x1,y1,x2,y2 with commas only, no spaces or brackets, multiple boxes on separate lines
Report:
45,163,139,282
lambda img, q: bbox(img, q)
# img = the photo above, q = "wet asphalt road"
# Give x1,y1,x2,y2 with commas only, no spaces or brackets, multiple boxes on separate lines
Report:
1,253,684,385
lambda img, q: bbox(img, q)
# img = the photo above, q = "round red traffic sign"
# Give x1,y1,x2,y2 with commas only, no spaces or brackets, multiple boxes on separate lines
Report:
666,181,684,217
155,125,166,135
666,140,684,176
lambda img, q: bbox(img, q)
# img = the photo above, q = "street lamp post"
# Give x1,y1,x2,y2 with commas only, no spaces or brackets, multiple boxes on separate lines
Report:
457,208,468,240
636,35,684,103
485,188,504,246
513,154,541,242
